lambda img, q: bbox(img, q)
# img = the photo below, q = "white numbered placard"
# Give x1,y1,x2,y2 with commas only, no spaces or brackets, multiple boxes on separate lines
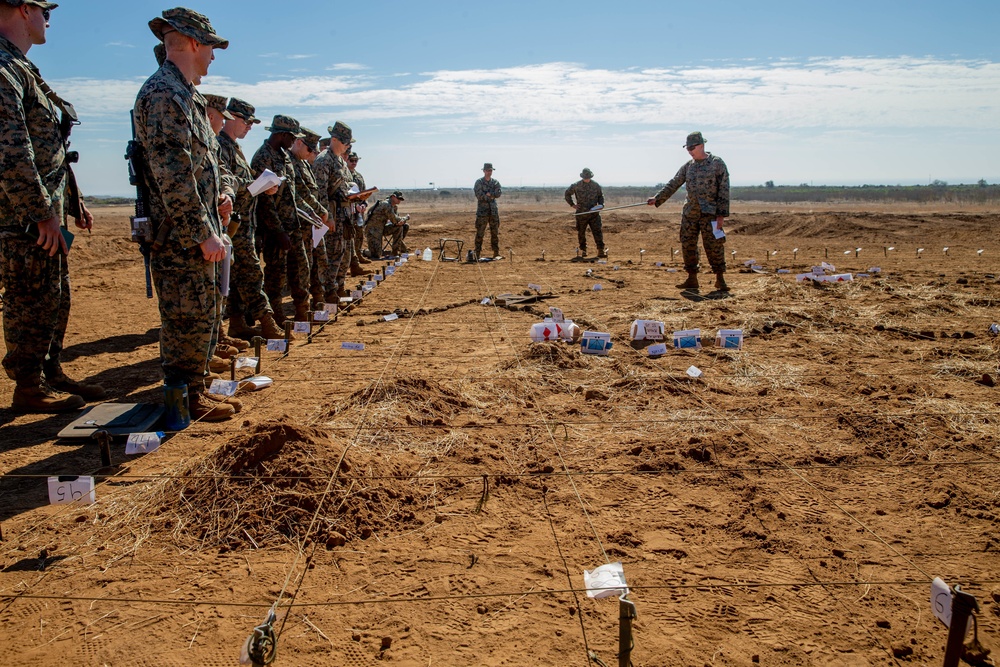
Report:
209,379,239,396
341,342,365,351
323,302,338,314
384,313,399,322
266,339,287,352
235,356,259,369
293,321,311,334
125,431,164,455
313,310,330,322
351,290,363,300
549,307,564,322
48,476,96,505
647,343,668,356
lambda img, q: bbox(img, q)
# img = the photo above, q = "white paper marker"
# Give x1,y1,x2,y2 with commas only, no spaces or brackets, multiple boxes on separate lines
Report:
311,224,327,249
266,339,287,352
293,321,311,334
341,342,365,351
48,476,96,505
686,365,703,378
209,379,239,396
583,561,629,599
235,356,259,369
384,313,399,322
313,310,330,322
126,431,164,455
593,284,603,291
528,283,542,292
647,343,668,356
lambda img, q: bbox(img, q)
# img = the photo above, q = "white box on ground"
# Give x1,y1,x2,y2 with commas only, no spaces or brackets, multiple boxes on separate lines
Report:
48,476,96,505
672,329,702,350
630,319,665,341
242,375,273,390
716,329,744,350
580,331,613,355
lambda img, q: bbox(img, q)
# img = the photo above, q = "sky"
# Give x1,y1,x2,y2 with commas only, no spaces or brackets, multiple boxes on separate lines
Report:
23,0,1000,196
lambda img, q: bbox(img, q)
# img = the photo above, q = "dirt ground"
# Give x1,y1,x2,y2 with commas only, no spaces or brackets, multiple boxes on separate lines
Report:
1,196,999,666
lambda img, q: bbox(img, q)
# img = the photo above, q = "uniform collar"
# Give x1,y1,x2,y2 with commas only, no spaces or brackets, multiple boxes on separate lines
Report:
0,34,27,61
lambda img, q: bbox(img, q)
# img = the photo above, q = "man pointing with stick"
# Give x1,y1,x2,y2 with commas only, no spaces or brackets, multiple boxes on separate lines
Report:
565,167,606,258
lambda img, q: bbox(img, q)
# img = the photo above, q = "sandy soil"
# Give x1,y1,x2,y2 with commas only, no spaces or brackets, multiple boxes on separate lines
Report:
1,198,999,667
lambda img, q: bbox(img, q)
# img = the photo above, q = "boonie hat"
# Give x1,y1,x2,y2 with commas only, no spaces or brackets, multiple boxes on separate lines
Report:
202,94,234,120
149,7,229,49
483,163,494,171
299,127,321,149
226,97,260,124
2,1,59,9
684,131,706,148
328,121,354,145
391,190,405,201
266,115,305,137
581,168,594,178
347,152,359,161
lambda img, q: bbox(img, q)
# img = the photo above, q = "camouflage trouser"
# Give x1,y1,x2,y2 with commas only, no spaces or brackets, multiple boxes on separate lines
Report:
229,219,272,323
366,220,408,257
680,212,726,273
474,208,500,257
150,243,221,392
305,227,329,303
0,236,71,385
324,224,346,296
575,213,604,253
352,224,365,261
261,227,310,311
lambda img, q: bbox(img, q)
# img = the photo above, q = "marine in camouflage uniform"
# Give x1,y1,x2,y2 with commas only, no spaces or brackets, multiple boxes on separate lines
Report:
649,132,731,291
134,7,234,420
313,121,355,300
290,126,330,307
347,152,370,268
251,114,311,322
0,0,105,412
217,97,284,340
474,163,501,258
366,191,409,257
564,168,606,257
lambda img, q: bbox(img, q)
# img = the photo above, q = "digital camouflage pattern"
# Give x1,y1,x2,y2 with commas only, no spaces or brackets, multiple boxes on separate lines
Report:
473,176,502,257
313,149,353,289
133,60,226,391
565,178,606,253
0,35,74,385
652,153,730,273
217,130,271,322
366,197,407,257
292,157,329,302
251,139,310,312
348,166,366,262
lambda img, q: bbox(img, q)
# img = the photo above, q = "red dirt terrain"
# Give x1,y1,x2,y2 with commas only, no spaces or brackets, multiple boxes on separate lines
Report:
1,198,998,666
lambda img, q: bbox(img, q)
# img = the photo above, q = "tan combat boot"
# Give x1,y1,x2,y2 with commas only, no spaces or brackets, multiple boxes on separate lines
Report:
597,246,609,259
227,316,259,341
357,254,371,264
676,271,699,290
293,302,311,323
219,329,250,352
11,381,85,413
214,342,240,359
208,355,231,374
45,371,107,402
205,392,243,413
189,392,235,421
259,312,291,340
349,260,365,276
714,272,730,292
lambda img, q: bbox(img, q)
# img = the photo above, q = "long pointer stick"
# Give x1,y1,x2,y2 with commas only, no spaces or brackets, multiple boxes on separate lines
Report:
573,202,648,216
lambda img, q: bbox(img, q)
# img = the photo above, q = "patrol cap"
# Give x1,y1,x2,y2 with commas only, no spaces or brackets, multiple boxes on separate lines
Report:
347,152,359,161
202,94,234,120
266,114,305,138
2,1,59,9
391,190,405,201
684,131,706,148
226,97,260,124
580,167,594,178
483,163,494,171
327,121,354,145
299,127,321,149
149,7,229,49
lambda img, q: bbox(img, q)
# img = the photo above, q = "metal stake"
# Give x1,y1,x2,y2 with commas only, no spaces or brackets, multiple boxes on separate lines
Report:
230,357,237,382
943,586,978,667
252,336,264,373
95,429,112,468
618,596,637,667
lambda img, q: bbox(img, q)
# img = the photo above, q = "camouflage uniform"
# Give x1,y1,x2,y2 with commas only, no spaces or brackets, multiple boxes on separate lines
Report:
473,177,502,257
250,139,310,315
0,34,76,387
366,197,408,257
652,154,730,273
218,130,272,323
565,179,605,254
313,148,353,297
133,60,225,391
349,167,367,262
291,156,329,304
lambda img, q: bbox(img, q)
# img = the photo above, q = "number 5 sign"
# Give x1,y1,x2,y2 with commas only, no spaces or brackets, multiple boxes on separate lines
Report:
47,476,96,505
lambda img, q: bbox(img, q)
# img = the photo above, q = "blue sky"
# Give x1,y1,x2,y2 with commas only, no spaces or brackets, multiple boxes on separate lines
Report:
28,0,1000,195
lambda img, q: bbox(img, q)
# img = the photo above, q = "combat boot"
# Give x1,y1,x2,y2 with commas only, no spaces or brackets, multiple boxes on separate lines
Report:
188,392,235,422
597,246,609,259
357,255,371,264
44,371,107,402
219,330,250,352
208,355,231,374
676,271,700,290
214,342,240,359
714,272,730,292
294,302,311,323
337,286,351,298
259,312,291,340
349,259,365,276
227,316,259,341
11,381,85,413
205,392,243,413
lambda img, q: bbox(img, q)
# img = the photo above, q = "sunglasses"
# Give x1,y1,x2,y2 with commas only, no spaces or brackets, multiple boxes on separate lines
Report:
686,144,702,151
39,7,51,21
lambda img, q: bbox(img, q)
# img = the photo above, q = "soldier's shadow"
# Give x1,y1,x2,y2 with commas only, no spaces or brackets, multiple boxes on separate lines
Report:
59,328,160,363
681,290,734,303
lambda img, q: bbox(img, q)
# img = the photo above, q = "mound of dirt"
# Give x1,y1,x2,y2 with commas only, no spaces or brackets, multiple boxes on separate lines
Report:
517,341,589,369
155,419,426,551
329,376,474,425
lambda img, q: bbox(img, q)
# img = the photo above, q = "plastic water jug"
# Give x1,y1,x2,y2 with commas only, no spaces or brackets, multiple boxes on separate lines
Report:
422,247,433,261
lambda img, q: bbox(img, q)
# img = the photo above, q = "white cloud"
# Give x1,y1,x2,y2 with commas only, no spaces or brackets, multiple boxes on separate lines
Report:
104,41,135,48
326,63,369,71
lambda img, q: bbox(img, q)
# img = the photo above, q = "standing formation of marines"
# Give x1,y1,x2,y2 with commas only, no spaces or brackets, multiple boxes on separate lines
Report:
0,3,732,419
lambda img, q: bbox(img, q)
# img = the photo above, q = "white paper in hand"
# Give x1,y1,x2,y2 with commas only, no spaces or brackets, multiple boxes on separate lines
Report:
312,224,328,248
712,220,726,239
248,169,284,197
583,561,629,599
